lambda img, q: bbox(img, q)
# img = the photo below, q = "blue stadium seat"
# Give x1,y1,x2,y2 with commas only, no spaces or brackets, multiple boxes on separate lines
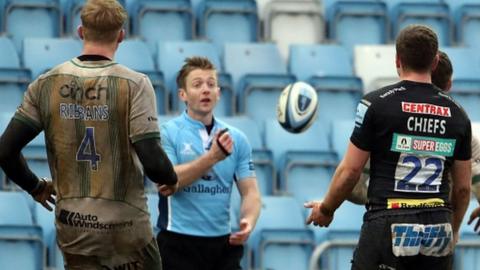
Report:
224,43,294,122
116,39,168,114
130,0,194,53
446,0,480,47
443,47,480,121
331,119,355,159
248,196,314,270
4,0,62,52
309,201,364,270
263,0,325,58
22,38,82,79
157,41,234,116
0,191,44,270
0,37,30,115
325,0,388,48
387,0,452,46
198,0,259,52
264,119,336,199
289,44,363,124
33,203,63,269
222,116,275,195
455,199,480,270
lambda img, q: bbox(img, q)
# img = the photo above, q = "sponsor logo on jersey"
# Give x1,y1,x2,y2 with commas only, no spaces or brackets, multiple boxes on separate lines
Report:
58,209,133,230
180,142,195,155
391,223,453,257
182,184,231,196
387,198,445,209
355,100,370,127
380,86,406,98
391,133,456,157
402,102,451,117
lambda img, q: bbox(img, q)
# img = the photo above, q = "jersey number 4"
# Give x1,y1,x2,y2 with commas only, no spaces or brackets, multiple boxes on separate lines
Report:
394,154,444,193
76,127,100,170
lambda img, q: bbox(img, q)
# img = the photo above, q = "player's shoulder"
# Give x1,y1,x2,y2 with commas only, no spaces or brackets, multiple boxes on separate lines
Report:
435,90,470,121
363,81,407,104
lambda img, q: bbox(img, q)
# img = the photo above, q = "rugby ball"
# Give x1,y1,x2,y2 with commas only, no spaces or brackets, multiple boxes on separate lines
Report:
277,81,318,133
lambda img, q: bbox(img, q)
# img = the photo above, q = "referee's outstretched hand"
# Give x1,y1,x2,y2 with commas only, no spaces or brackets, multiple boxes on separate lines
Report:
229,218,251,245
468,206,480,234
304,201,333,227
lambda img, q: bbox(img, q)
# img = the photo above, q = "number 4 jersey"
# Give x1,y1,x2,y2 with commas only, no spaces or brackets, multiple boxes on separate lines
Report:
14,57,159,257
351,80,471,210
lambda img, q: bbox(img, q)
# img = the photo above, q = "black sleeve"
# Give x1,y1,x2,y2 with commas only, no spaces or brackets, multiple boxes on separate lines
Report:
350,99,375,151
454,117,472,161
134,138,178,185
0,118,41,193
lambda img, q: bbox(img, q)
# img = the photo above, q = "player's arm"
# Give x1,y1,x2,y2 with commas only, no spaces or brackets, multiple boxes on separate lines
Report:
305,142,370,226
230,177,261,245
172,129,232,189
134,138,177,186
0,118,41,192
450,159,471,238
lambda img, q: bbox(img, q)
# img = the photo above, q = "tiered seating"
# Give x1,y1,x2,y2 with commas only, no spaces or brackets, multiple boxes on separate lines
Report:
263,0,325,59
4,0,62,52
116,39,168,114
289,44,362,124
224,43,294,123
198,0,259,51
325,0,388,48
130,0,194,52
354,44,397,93
0,191,45,270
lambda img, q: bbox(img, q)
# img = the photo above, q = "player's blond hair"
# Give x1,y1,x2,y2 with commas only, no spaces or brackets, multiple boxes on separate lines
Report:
80,0,127,43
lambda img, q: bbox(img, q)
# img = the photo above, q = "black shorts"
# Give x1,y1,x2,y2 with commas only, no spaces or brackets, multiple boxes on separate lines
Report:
352,209,453,270
156,230,244,270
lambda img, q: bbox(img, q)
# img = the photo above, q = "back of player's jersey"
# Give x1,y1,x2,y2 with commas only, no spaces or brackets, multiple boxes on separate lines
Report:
15,58,160,256
351,80,471,210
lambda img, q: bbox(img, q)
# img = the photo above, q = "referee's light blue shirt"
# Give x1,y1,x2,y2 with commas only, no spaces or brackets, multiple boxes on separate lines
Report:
157,111,256,236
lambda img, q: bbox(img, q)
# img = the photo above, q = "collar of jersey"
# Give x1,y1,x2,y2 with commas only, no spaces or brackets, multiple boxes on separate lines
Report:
181,110,217,129
70,57,117,69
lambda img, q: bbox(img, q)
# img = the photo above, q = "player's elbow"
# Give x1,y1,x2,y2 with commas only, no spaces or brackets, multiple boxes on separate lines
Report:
0,143,13,167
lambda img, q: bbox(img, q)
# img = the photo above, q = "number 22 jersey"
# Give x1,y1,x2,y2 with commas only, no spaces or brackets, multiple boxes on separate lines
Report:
351,80,471,210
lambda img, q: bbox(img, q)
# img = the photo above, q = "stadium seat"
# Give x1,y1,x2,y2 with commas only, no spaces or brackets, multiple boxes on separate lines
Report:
309,201,364,270
248,196,314,270
222,116,275,195
446,0,480,47
0,37,31,115
34,203,63,269
224,43,295,122
264,119,336,199
387,0,452,46
454,199,480,270
22,38,82,79
4,0,62,52
331,119,355,159
198,0,259,52
354,44,398,93
443,47,480,121
289,44,363,124
157,41,234,116
0,191,45,270
263,0,325,59
116,39,168,114
325,0,388,48
130,0,194,53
